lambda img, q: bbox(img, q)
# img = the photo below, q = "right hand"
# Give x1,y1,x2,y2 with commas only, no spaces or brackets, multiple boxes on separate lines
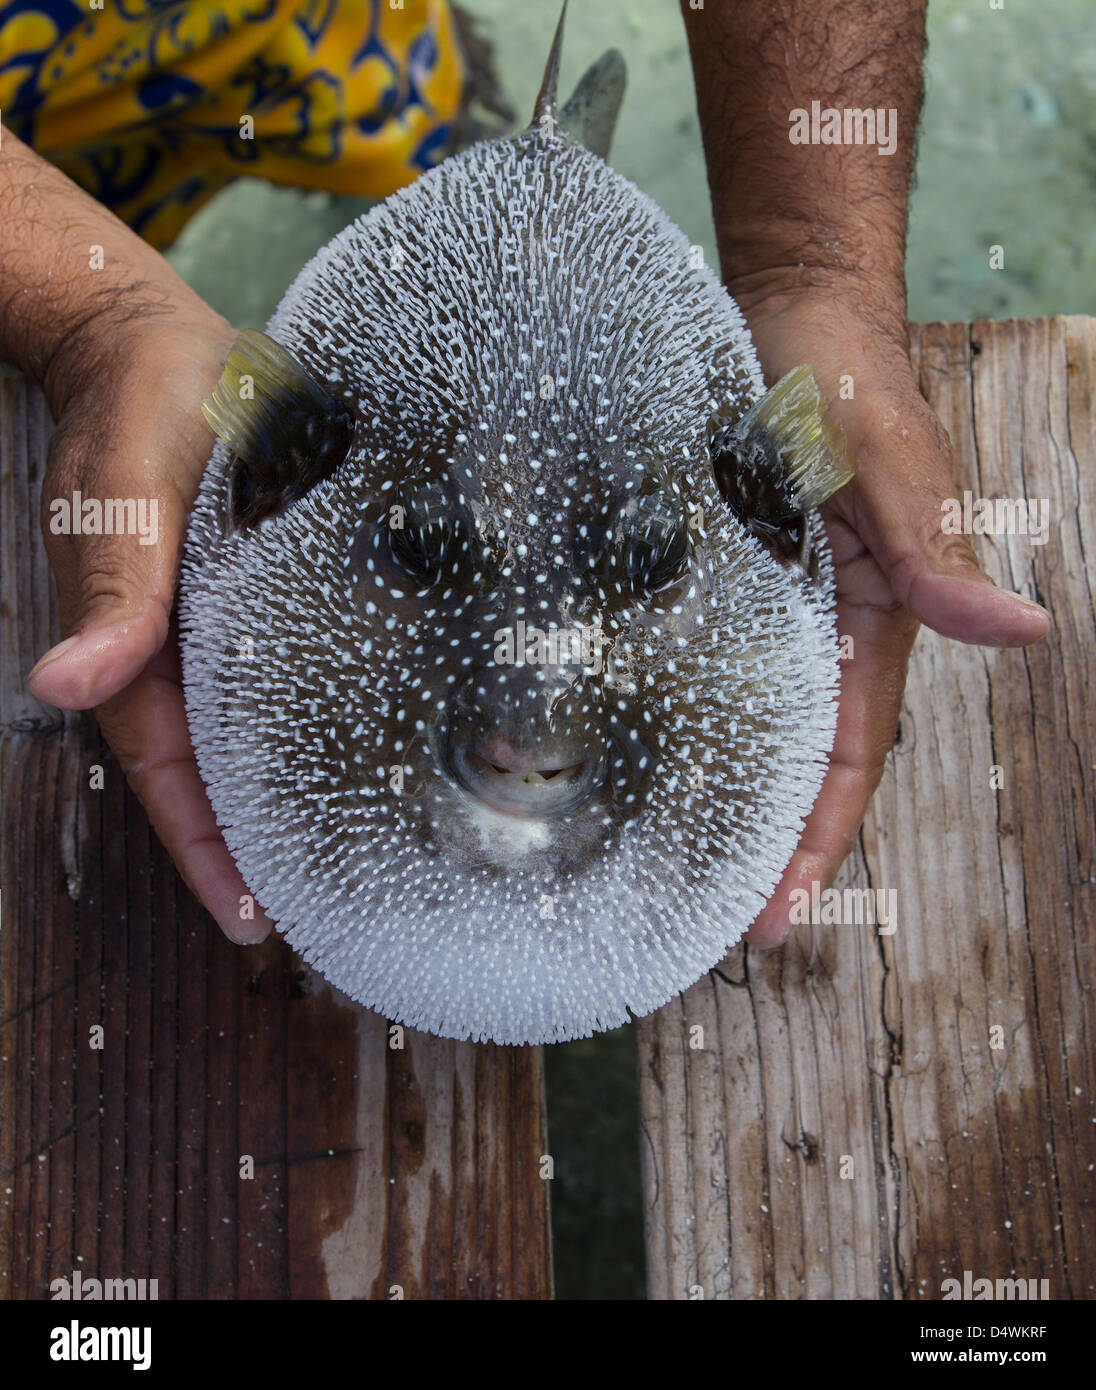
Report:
733,277,1050,948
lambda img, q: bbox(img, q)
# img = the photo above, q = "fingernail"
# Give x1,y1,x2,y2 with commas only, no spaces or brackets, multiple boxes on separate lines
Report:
27,634,81,682
1012,594,1050,618
225,922,271,946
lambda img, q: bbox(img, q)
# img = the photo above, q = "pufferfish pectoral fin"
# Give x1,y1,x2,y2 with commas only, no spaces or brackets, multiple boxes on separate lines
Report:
202,329,355,530
711,364,854,573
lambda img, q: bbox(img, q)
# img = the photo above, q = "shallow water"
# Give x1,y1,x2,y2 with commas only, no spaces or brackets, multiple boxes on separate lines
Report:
168,0,1096,328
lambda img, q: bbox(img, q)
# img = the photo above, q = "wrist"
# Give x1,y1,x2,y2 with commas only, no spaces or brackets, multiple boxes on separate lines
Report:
722,218,907,322
42,288,233,424
728,274,928,459
728,261,912,378
0,127,227,415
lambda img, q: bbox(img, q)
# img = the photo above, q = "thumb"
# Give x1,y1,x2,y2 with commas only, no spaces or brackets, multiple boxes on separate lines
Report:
28,396,194,710
833,385,1050,648
27,592,171,711
25,311,233,708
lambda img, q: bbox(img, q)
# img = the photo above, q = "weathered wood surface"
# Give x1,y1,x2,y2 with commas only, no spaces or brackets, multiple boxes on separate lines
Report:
0,374,551,1300
638,315,1096,1300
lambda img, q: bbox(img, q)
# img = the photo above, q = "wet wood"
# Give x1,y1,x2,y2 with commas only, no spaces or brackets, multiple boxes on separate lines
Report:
638,314,1096,1300
0,374,552,1301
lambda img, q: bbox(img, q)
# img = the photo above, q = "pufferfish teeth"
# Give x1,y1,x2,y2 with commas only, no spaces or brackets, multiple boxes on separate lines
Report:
201,329,356,530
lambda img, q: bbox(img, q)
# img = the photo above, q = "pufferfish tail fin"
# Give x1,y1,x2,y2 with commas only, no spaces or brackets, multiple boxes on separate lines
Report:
712,364,854,573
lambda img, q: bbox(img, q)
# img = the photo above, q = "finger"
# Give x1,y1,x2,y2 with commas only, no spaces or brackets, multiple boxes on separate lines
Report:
28,597,171,710
95,643,272,945
834,385,1050,648
745,537,917,948
28,330,229,709
745,304,1050,649
30,412,186,706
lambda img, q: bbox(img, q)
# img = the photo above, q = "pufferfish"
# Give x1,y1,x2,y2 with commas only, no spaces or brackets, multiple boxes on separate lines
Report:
180,6,853,1046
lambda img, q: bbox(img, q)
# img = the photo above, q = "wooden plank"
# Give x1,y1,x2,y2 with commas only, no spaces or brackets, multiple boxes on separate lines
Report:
637,314,1096,1300
0,373,552,1300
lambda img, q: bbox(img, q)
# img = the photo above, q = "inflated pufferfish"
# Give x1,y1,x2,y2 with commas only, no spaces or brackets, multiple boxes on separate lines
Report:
180,7,853,1046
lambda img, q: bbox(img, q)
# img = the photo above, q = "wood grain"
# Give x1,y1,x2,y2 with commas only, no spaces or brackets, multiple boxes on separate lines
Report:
0,375,552,1301
638,315,1096,1301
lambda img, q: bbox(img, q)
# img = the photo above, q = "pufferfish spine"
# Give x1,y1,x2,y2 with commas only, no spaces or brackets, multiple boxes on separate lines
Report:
180,5,853,1046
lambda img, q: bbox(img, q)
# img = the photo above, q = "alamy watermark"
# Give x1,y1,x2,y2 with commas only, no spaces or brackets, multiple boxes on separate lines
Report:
50,1270,158,1300
494,620,605,675
941,1270,1050,1301
788,881,898,934
788,101,898,156
49,491,159,546
49,1321,152,1370
940,491,1050,545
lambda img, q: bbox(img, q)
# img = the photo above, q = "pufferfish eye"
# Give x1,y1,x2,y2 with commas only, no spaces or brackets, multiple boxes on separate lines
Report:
598,488,689,593
387,476,461,583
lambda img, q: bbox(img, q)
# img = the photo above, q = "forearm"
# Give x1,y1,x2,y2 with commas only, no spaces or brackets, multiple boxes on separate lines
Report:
0,127,220,414
680,0,926,335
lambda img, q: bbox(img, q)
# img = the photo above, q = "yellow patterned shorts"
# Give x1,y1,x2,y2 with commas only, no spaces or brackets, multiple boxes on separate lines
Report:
0,0,465,247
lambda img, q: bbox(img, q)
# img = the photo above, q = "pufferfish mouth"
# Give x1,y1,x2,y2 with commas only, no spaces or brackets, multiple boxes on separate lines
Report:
447,737,605,819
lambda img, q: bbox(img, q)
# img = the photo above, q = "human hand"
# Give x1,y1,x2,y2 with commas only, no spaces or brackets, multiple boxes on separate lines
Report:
24,295,273,947
673,0,1048,946
732,277,1051,946
0,127,270,944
